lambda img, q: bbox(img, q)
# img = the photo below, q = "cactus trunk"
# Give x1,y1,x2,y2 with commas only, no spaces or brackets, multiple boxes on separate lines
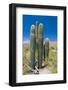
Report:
38,23,44,68
45,39,49,58
38,38,43,68
44,38,49,65
30,25,36,69
35,21,39,68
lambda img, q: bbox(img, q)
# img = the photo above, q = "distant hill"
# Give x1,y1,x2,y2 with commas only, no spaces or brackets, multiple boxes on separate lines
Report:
23,40,30,44
23,40,57,49
23,40,30,48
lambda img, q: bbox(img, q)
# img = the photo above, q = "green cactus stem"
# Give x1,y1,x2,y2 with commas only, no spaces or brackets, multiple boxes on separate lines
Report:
30,25,36,69
38,23,44,68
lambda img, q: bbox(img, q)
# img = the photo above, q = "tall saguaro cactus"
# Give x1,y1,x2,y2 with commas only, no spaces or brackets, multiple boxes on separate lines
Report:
35,21,38,67
30,25,36,69
38,23,44,68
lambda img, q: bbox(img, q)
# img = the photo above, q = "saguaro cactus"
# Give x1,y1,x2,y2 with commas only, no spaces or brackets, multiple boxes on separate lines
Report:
44,38,49,62
35,21,38,67
30,25,36,69
38,23,44,68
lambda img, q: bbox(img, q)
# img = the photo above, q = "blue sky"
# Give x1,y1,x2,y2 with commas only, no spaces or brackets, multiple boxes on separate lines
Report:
23,15,57,43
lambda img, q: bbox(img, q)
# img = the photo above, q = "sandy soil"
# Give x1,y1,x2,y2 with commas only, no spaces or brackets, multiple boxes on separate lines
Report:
39,67,51,74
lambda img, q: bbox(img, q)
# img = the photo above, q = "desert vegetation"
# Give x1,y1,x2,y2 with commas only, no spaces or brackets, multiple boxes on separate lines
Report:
23,41,57,75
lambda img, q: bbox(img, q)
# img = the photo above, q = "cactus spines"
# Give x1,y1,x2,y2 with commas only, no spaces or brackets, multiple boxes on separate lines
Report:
30,25,36,69
38,23,44,68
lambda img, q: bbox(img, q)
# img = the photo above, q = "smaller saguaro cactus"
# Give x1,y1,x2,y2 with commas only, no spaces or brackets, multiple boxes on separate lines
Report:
30,24,36,69
44,38,49,64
